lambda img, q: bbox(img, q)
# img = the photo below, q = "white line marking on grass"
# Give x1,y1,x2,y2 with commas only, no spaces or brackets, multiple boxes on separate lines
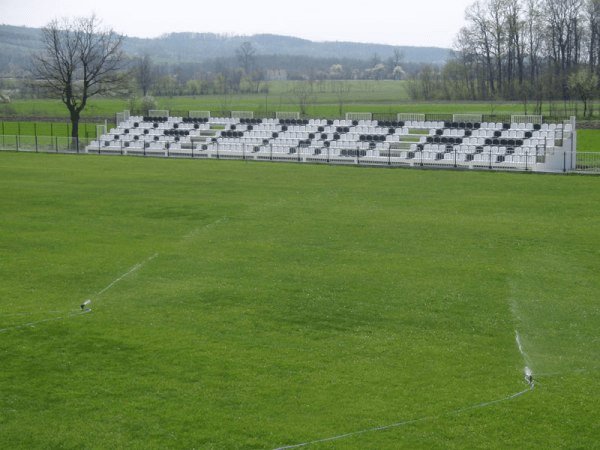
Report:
275,325,538,449
0,253,158,334
274,385,534,450
533,366,600,377
0,309,92,333
183,216,228,240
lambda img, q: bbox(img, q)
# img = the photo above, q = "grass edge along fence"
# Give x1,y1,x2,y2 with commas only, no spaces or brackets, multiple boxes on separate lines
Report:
575,151,600,172
0,120,102,139
0,135,95,154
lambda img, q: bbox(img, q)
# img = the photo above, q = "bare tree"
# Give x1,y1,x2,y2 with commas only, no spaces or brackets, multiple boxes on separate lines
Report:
331,80,351,116
465,0,497,97
236,41,256,75
545,0,585,71
586,0,600,83
248,67,265,94
32,15,125,144
505,0,525,91
291,82,315,116
392,48,405,67
524,0,543,81
138,54,155,96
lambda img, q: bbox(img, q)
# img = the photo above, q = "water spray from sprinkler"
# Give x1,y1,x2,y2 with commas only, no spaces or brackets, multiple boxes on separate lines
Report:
524,366,534,387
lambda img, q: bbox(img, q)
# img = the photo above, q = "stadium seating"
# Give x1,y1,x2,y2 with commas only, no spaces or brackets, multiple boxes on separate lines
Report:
86,115,573,171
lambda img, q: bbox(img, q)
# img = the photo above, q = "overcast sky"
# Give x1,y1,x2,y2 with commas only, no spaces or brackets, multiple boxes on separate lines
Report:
2,0,474,48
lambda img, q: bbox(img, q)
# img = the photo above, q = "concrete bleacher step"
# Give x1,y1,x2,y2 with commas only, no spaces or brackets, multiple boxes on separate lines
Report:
85,114,573,171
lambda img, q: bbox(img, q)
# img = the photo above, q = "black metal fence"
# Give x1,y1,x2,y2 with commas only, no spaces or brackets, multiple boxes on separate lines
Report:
80,139,583,174
0,135,94,153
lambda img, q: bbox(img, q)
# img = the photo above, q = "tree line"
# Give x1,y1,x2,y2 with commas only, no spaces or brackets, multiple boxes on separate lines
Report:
20,3,600,141
411,0,600,116
132,47,411,99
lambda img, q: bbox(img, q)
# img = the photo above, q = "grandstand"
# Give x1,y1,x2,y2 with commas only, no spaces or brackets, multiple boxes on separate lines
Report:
86,112,577,172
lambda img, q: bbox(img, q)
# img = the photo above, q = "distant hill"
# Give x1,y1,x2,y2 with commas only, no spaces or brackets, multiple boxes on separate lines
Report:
123,32,451,64
0,25,42,75
0,24,452,77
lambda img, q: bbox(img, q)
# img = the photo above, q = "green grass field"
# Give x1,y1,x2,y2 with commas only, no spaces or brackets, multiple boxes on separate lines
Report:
576,129,600,152
0,121,98,139
2,79,598,120
1,153,599,449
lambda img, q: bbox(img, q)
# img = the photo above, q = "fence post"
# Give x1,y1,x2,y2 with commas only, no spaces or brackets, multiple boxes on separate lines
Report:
35,135,38,153
16,135,19,152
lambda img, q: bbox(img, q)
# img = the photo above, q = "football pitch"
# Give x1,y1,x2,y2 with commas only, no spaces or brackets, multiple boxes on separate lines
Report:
1,152,599,449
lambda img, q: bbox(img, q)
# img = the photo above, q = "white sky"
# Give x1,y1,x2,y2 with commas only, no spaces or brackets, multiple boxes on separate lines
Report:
2,0,474,48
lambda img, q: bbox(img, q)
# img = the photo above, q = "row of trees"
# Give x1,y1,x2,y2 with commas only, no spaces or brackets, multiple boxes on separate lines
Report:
412,0,600,116
133,46,409,98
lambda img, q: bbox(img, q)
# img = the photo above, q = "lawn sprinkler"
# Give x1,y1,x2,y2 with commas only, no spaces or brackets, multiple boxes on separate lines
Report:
524,366,533,386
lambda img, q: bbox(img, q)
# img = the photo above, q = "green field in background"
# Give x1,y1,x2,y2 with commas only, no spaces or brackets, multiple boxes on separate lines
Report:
1,79,596,119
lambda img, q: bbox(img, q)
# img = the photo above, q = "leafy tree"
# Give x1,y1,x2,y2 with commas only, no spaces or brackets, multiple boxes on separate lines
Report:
154,75,180,96
32,15,126,145
568,67,598,116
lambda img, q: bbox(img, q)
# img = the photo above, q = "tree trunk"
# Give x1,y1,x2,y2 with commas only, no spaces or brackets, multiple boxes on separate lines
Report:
70,111,80,152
